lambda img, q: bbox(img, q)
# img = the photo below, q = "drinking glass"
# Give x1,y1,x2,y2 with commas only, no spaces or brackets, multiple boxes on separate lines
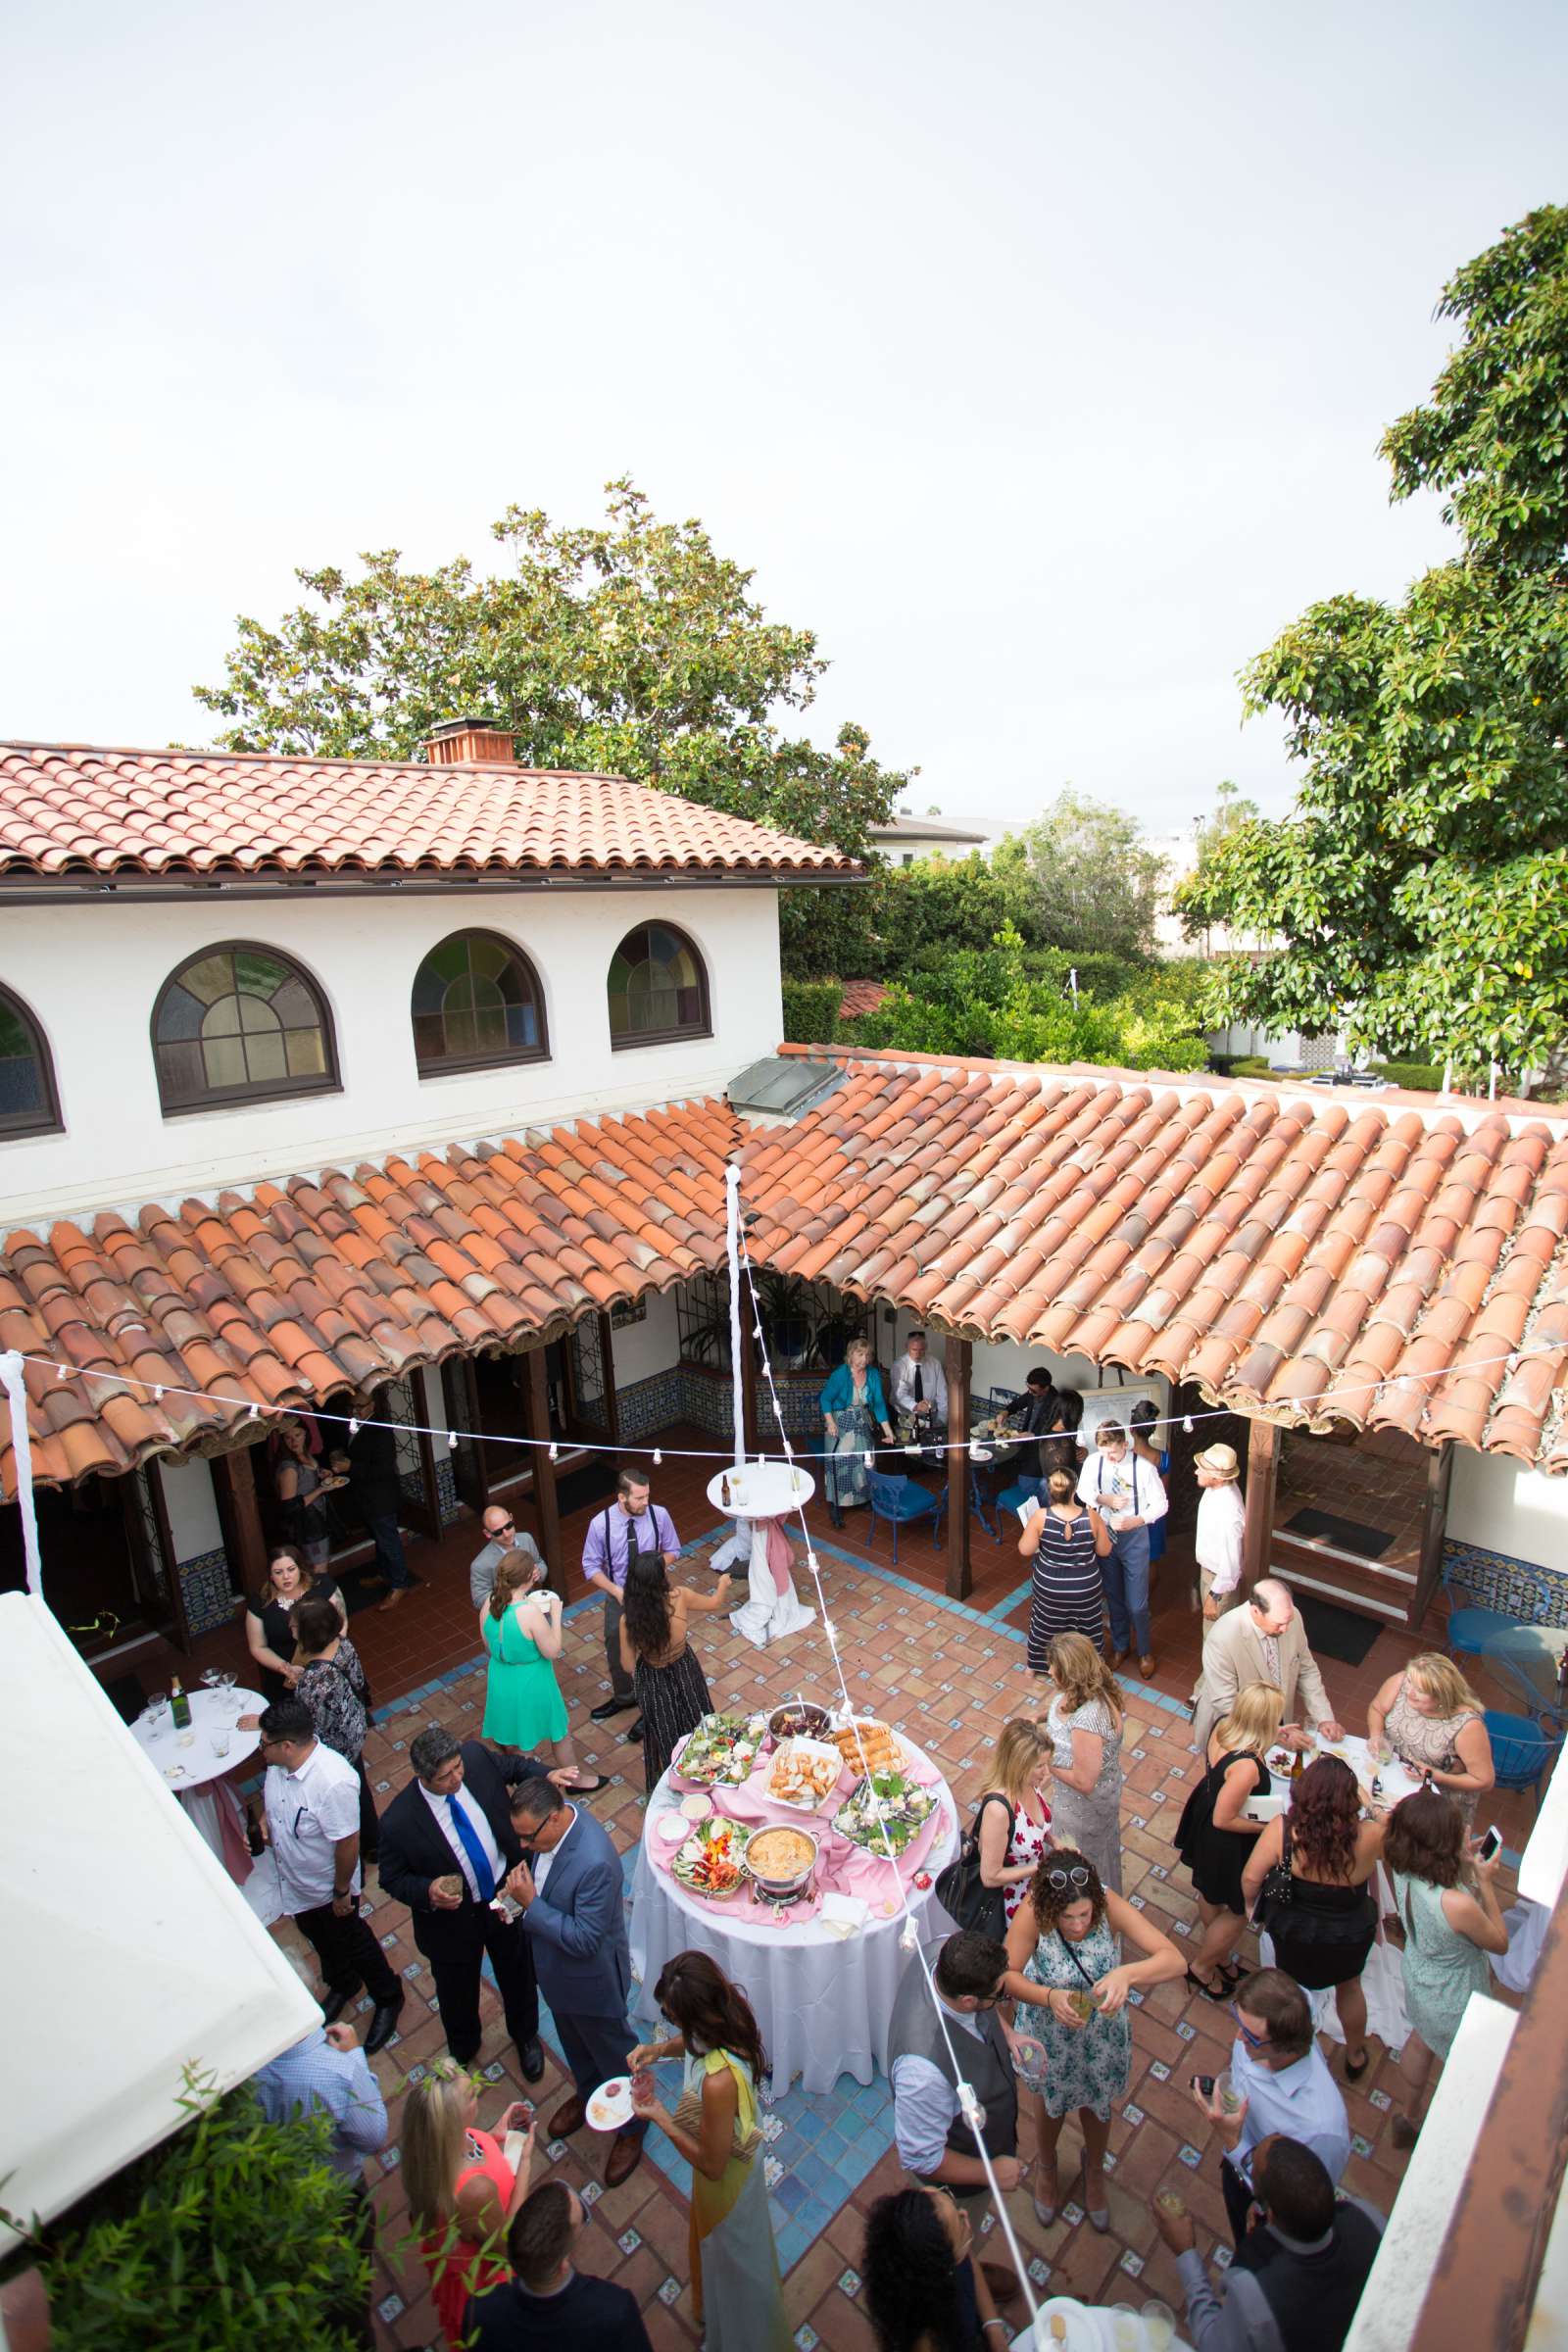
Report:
1214,2067,1244,2116
1377,1738,1395,1768
1143,2301,1176,2351
211,1725,232,1757
1108,2307,1142,2352
144,1690,169,1738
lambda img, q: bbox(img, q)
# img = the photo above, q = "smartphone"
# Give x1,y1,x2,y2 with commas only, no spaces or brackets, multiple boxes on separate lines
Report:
1477,1824,1503,1863
1190,2075,1215,2099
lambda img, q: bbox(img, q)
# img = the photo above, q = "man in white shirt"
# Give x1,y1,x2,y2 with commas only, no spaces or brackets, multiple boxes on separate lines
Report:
1188,1969,1351,2249
1195,1444,1247,1618
258,1695,404,2053
1076,1419,1168,1679
890,1332,949,1457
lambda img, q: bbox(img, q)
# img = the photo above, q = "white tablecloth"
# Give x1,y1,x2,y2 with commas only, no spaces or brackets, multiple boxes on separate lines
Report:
130,1686,262,1885
629,1733,959,2090
705,1463,817,1646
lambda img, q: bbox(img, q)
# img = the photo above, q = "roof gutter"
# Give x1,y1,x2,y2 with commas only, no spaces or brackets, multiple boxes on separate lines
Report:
0,870,869,905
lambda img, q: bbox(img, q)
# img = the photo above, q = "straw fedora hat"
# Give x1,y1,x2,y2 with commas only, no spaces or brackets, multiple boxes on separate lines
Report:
1196,1443,1241,1480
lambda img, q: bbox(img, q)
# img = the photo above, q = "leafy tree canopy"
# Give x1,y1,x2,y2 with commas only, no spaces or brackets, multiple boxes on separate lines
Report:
195,477,909,860
995,791,1167,961
1180,206,1568,1085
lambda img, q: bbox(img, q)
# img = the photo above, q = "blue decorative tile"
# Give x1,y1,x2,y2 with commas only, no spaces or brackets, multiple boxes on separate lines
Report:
658,2278,681,2306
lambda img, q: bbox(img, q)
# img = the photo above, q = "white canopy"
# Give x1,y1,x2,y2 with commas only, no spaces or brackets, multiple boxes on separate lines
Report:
0,1592,317,2254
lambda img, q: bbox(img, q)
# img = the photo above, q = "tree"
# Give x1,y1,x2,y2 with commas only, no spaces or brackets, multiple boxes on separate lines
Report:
1194,778,1261,866
1180,207,1568,1087
999,792,1167,960
195,478,909,860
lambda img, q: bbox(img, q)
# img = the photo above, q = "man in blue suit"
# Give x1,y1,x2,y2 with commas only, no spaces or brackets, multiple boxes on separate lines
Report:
505,1776,645,2187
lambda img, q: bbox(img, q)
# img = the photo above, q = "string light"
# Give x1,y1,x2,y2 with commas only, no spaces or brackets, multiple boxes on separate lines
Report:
448,1430,459,1450
153,1386,164,1402
1183,1413,1194,1434
653,1447,662,1466
548,1442,558,1463
55,1363,67,1383
348,1417,360,1440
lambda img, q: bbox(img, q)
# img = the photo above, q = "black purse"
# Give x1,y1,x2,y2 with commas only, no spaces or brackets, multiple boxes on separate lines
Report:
1254,1816,1294,1922
934,1793,1014,1941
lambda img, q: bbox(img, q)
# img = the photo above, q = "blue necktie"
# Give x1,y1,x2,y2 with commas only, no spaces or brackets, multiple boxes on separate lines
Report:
447,1793,496,1902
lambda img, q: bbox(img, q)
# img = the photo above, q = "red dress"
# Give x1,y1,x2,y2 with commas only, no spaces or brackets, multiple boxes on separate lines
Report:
420,2128,514,2346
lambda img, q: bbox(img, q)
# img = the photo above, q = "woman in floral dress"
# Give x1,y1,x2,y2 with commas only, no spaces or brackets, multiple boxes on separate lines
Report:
1004,1846,1184,2230
819,1339,896,1525
974,1719,1054,1927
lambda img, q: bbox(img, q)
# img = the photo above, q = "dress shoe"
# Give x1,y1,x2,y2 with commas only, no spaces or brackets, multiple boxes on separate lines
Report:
1138,1653,1156,1680
1108,1646,1132,1669
591,1696,635,1721
605,2127,645,2188
980,2261,1022,2307
318,1986,358,2027
376,1587,406,1613
627,1719,644,1744
548,2092,587,2138
365,1991,405,2055
561,1772,609,1795
519,2035,545,2082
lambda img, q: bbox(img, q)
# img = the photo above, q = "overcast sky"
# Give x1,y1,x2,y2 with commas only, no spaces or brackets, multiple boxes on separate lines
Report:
5,0,1563,837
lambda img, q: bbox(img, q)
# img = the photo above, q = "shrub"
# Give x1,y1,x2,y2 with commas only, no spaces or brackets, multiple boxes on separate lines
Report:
1225,1056,1274,1077
20,2073,371,2349
1370,1059,1443,1092
780,978,843,1043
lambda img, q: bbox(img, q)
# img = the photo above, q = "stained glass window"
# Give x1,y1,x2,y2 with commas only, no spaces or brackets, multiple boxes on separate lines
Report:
153,945,336,1113
411,932,548,1073
607,923,710,1048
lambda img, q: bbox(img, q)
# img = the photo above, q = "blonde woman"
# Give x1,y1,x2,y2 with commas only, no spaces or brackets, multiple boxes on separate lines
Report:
1044,1632,1126,1895
1368,1653,1494,1829
975,1720,1054,1925
403,2059,537,2347
1176,1681,1284,2000
819,1338,896,1526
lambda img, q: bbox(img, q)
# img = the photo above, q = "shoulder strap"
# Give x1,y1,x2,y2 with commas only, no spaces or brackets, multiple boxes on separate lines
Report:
1054,1930,1100,1988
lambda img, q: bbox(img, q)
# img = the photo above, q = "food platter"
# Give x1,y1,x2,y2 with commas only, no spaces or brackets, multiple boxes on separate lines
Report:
766,1737,844,1811
836,1769,937,1855
670,1815,752,1899
674,1711,767,1786
746,1824,820,1899
768,1699,832,1742
830,1717,906,1777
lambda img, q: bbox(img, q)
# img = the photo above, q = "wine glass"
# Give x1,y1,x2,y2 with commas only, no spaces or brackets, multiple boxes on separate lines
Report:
144,1690,169,1739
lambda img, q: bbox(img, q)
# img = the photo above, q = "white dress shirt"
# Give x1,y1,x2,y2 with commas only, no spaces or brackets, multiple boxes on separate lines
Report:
265,1740,363,1913
1229,2036,1350,2186
531,1805,579,1895
419,1777,506,1900
1077,1448,1169,1528
1197,1482,1247,1595
889,2000,986,2174
891,1352,949,1422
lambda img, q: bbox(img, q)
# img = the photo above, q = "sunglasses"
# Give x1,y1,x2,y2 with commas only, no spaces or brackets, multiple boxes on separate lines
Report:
1229,2003,1269,2047
1044,1864,1092,1892
492,1519,515,1534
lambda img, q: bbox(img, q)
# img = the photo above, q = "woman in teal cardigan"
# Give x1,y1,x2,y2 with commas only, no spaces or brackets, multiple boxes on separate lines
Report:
819,1338,896,1527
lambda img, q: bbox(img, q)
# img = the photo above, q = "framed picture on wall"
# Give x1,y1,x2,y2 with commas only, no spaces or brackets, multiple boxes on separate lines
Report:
1078,1381,1167,1451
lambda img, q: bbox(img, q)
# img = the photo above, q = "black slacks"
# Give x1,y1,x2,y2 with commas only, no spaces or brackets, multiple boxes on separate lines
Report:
428,1909,539,2064
1221,2153,1257,2249
295,1895,400,2006
557,2005,645,2136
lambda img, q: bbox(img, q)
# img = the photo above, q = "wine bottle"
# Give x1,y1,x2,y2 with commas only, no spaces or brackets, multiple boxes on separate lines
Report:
170,1676,192,1731
1290,1744,1304,1783
721,1471,732,1507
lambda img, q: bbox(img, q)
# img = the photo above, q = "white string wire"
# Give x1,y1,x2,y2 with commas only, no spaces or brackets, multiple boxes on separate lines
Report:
732,1222,1043,2329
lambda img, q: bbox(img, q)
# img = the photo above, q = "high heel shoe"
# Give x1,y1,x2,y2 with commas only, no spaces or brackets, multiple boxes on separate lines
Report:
1032,2151,1060,2228
1344,2045,1370,2082
1185,1966,1228,2003
1080,2153,1109,2232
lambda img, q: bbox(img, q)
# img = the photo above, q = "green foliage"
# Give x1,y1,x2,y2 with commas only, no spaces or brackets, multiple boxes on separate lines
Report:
1181,207,1568,1089
845,927,1207,1071
1370,1059,1444,1091
997,793,1167,960
195,478,908,860
1194,779,1261,869
20,2073,369,2350
780,978,843,1043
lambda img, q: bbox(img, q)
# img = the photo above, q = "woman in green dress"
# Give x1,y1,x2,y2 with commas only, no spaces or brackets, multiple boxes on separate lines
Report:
479,1552,602,1791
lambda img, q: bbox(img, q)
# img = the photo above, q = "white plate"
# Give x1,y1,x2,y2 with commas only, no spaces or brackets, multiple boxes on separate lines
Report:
586,2075,634,2132
1014,2298,1105,2351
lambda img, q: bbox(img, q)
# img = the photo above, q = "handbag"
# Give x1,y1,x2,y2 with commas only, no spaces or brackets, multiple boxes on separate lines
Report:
934,1794,1014,1941
1256,1817,1294,1917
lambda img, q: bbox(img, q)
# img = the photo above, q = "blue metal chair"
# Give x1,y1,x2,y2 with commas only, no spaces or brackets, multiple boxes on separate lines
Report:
1482,1704,1563,1814
931,1467,1002,1545
995,1472,1047,1524
1440,1554,1557,1666
867,1469,943,1563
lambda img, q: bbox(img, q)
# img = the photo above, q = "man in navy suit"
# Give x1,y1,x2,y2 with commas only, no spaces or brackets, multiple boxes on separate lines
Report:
378,1727,570,2079
506,1777,644,2186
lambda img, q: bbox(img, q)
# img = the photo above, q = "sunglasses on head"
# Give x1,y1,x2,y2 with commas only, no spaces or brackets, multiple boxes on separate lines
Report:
1230,2002,1269,2046
1044,1864,1092,1892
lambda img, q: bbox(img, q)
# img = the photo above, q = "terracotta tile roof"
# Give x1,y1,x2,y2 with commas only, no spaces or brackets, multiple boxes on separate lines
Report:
838,978,891,1019
0,743,860,883
0,1101,741,1494
741,1050,1568,1471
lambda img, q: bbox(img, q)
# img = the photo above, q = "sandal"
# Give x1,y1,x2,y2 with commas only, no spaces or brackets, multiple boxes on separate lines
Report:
1185,1966,1229,2003
1217,1961,1246,1990
1032,2151,1060,2229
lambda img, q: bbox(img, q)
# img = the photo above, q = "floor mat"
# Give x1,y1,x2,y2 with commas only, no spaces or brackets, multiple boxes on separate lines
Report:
334,1563,423,1619
1295,1592,1383,1667
1283,1506,1395,1561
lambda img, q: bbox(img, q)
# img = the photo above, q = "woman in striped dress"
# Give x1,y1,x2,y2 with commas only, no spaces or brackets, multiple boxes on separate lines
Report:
619,1551,735,1793
1019,1470,1111,1670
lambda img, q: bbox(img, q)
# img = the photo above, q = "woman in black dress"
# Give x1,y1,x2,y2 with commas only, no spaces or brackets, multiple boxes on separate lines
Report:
1176,1680,1282,1999
1242,1753,1385,2079
243,1544,346,1703
618,1551,734,1793
1017,1471,1110,1668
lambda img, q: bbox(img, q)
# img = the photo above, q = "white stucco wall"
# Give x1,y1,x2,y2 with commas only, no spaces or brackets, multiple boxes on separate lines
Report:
0,885,784,1229
1448,1446,1568,1572
159,1455,223,1560
612,1288,681,1385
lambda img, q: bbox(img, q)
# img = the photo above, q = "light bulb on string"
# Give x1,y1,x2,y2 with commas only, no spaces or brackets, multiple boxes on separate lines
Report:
863,1449,874,1469
153,1386,165,1403
1183,1414,1194,1434
55,1362,68,1383
900,1912,921,1954
247,1401,260,1422
653,1448,662,1467
548,1443,559,1464
448,1430,459,1450
348,1418,361,1440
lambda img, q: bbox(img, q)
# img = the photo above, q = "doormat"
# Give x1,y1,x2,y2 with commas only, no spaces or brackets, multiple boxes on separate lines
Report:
1283,1507,1395,1561
1294,1592,1383,1668
334,1562,423,1619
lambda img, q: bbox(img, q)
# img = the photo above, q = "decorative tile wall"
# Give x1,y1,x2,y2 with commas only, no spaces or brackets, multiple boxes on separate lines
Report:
433,1455,463,1527
177,1545,238,1638
614,1361,838,1447
1443,1538,1568,1622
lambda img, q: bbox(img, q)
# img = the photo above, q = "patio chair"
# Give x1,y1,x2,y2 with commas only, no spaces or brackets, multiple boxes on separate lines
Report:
866,1469,943,1563
995,1472,1047,1526
1440,1555,1557,1666
930,1467,1001,1545
1482,1705,1564,1815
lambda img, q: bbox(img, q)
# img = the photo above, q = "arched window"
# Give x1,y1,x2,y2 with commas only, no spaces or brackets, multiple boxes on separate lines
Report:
0,985,62,1137
608,922,711,1049
152,944,337,1115
411,930,549,1074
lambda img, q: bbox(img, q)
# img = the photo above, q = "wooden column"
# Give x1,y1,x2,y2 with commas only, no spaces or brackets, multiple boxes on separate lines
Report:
1240,1419,1279,1594
212,1442,270,1598
597,1311,622,1448
739,1310,761,1457
524,1346,565,1596
1413,1440,1455,1628
944,1333,972,1601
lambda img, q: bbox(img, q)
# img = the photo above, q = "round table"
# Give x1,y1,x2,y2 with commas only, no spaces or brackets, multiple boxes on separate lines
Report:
130,1686,261,1886
705,1460,817,1648
1009,2308,1193,2350
629,1733,959,2090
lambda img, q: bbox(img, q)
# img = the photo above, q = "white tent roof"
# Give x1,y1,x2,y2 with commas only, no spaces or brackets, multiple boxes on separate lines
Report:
0,1592,318,2253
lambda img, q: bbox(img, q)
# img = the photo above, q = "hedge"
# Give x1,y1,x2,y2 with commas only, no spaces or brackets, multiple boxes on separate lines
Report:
780,978,843,1044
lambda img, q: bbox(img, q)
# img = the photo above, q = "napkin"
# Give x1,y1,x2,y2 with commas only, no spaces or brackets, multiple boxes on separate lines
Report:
820,1892,869,1939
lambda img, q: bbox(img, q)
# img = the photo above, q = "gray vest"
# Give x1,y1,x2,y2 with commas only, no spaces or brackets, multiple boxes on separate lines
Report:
886,1955,1018,2170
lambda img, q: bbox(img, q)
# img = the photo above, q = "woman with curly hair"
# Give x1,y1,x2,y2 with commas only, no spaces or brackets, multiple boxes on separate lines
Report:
861,2183,1003,2352
1004,1845,1184,2230
1384,1787,1509,2149
629,1950,789,2348
617,1549,734,1791
1241,1752,1385,2078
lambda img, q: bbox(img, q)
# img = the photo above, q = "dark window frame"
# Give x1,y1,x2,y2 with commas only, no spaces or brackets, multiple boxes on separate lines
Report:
0,983,63,1139
150,939,340,1118
607,920,712,1052
410,928,551,1078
